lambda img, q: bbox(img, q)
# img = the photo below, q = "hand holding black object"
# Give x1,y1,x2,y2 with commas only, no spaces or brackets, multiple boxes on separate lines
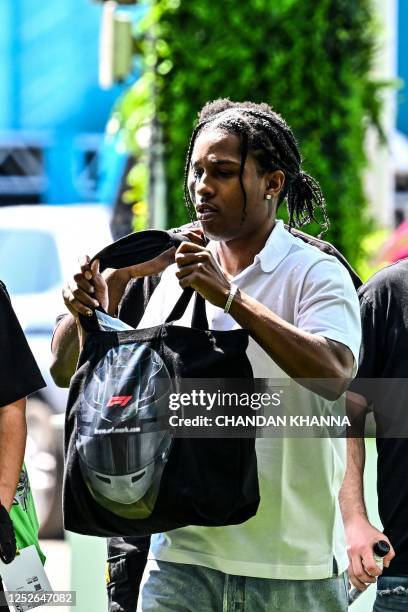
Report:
0,503,16,564
175,242,231,308
62,257,108,319
348,540,391,605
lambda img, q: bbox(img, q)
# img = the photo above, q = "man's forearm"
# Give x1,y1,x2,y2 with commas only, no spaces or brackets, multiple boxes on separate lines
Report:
228,290,354,397
0,399,26,511
50,314,80,387
339,421,395,586
340,436,367,524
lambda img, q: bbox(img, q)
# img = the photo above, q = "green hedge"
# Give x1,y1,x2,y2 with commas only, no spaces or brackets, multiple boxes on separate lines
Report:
122,0,387,267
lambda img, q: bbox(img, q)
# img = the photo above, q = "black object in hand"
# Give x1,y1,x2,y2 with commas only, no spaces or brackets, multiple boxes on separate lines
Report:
373,540,390,557
0,503,16,564
348,540,391,605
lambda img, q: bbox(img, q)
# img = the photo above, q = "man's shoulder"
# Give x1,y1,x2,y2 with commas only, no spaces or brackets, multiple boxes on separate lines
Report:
285,227,362,289
0,280,10,300
358,258,408,304
285,233,347,274
0,280,13,314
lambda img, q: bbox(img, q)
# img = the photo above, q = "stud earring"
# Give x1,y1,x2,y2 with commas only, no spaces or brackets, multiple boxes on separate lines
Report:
265,194,272,200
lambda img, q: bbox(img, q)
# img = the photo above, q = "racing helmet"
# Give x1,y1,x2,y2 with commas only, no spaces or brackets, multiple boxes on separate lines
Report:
76,342,172,518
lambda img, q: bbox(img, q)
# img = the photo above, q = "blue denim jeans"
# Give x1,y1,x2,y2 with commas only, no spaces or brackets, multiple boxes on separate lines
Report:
373,576,408,612
137,560,348,612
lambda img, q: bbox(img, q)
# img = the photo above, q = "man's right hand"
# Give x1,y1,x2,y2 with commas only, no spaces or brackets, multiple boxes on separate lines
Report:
345,515,395,591
62,256,109,318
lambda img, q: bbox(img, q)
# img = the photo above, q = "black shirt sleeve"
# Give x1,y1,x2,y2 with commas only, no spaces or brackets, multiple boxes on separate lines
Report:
348,290,381,403
356,294,381,379
0,281,46,408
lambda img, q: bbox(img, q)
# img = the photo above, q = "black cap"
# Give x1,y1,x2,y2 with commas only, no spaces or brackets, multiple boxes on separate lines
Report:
373,540,390,557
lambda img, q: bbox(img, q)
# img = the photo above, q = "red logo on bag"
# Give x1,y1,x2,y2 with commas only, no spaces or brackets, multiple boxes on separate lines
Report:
107,396,133,408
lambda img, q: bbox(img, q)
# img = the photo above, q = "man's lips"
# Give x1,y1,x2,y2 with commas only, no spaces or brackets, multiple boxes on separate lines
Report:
195,203,218,220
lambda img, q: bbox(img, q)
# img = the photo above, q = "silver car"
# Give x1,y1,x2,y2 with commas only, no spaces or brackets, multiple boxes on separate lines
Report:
0,204,113,537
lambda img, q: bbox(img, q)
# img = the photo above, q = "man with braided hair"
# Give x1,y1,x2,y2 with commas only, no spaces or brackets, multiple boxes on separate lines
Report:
184,100,330,233
54,99,361,611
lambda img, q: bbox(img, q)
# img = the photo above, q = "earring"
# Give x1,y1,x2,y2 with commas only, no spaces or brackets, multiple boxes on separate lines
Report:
265,193,274,218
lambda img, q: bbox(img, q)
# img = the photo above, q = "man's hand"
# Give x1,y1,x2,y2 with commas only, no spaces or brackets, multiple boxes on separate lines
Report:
175,242,231,308
0,503,16,564
345,515,395,591
62,257,108,318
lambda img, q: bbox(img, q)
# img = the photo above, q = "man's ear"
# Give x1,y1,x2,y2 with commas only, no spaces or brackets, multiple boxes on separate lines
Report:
265,170,285,199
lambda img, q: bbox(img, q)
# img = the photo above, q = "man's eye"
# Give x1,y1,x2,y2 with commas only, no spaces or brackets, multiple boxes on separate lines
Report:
192,169,203,179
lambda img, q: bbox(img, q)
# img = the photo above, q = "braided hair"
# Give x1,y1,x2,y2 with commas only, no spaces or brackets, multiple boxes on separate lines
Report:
183,99,329,233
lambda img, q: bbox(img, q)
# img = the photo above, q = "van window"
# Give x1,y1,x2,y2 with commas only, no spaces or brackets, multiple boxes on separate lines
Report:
0,229,61,294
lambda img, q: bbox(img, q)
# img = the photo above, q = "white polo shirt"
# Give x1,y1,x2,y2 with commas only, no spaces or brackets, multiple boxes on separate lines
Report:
137,220,361,580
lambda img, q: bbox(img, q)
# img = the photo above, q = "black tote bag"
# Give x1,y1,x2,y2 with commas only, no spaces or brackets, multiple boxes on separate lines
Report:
63,230,259,537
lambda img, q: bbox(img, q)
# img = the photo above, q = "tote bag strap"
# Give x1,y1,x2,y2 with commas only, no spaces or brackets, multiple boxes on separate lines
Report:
78,229,211,332
165,288,209,330
79,229,188,332
90,229,188,272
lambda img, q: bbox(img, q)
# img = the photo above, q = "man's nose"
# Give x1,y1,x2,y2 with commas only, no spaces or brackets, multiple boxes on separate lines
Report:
196,173,215,199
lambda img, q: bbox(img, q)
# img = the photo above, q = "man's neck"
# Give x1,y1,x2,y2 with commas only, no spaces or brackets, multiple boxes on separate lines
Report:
215,221,276,277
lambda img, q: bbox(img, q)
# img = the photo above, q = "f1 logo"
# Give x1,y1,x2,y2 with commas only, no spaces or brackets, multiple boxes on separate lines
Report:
107,396,133,408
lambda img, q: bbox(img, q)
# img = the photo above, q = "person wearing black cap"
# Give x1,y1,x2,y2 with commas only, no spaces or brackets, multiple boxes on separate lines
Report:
0,280,45,601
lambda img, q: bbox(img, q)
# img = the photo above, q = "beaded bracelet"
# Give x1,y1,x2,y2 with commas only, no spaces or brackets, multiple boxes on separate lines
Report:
224,283,238,314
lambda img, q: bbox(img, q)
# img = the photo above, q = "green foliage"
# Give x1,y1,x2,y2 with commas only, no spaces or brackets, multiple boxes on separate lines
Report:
354,227,391,282
121,0,388,266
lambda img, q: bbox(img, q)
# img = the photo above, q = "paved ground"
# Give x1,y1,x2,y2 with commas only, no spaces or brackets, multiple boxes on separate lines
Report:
39,539,71,612
39,535,107,612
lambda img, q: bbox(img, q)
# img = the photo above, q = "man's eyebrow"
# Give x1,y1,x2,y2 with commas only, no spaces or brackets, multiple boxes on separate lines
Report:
192,159,240,168
212,159,240,165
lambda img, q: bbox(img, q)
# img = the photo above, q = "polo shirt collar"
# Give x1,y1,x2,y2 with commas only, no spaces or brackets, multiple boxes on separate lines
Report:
207,219,295,275
254,220,294,273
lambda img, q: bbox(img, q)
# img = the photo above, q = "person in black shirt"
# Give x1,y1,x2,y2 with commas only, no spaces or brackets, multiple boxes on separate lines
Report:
0,281,45,603
340,259,408,611
0,280,45,511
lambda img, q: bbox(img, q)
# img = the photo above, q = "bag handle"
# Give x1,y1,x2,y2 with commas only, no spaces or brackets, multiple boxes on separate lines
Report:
90,229,188,272
78,230,188,332
165,288,209,330
78,229,210,332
